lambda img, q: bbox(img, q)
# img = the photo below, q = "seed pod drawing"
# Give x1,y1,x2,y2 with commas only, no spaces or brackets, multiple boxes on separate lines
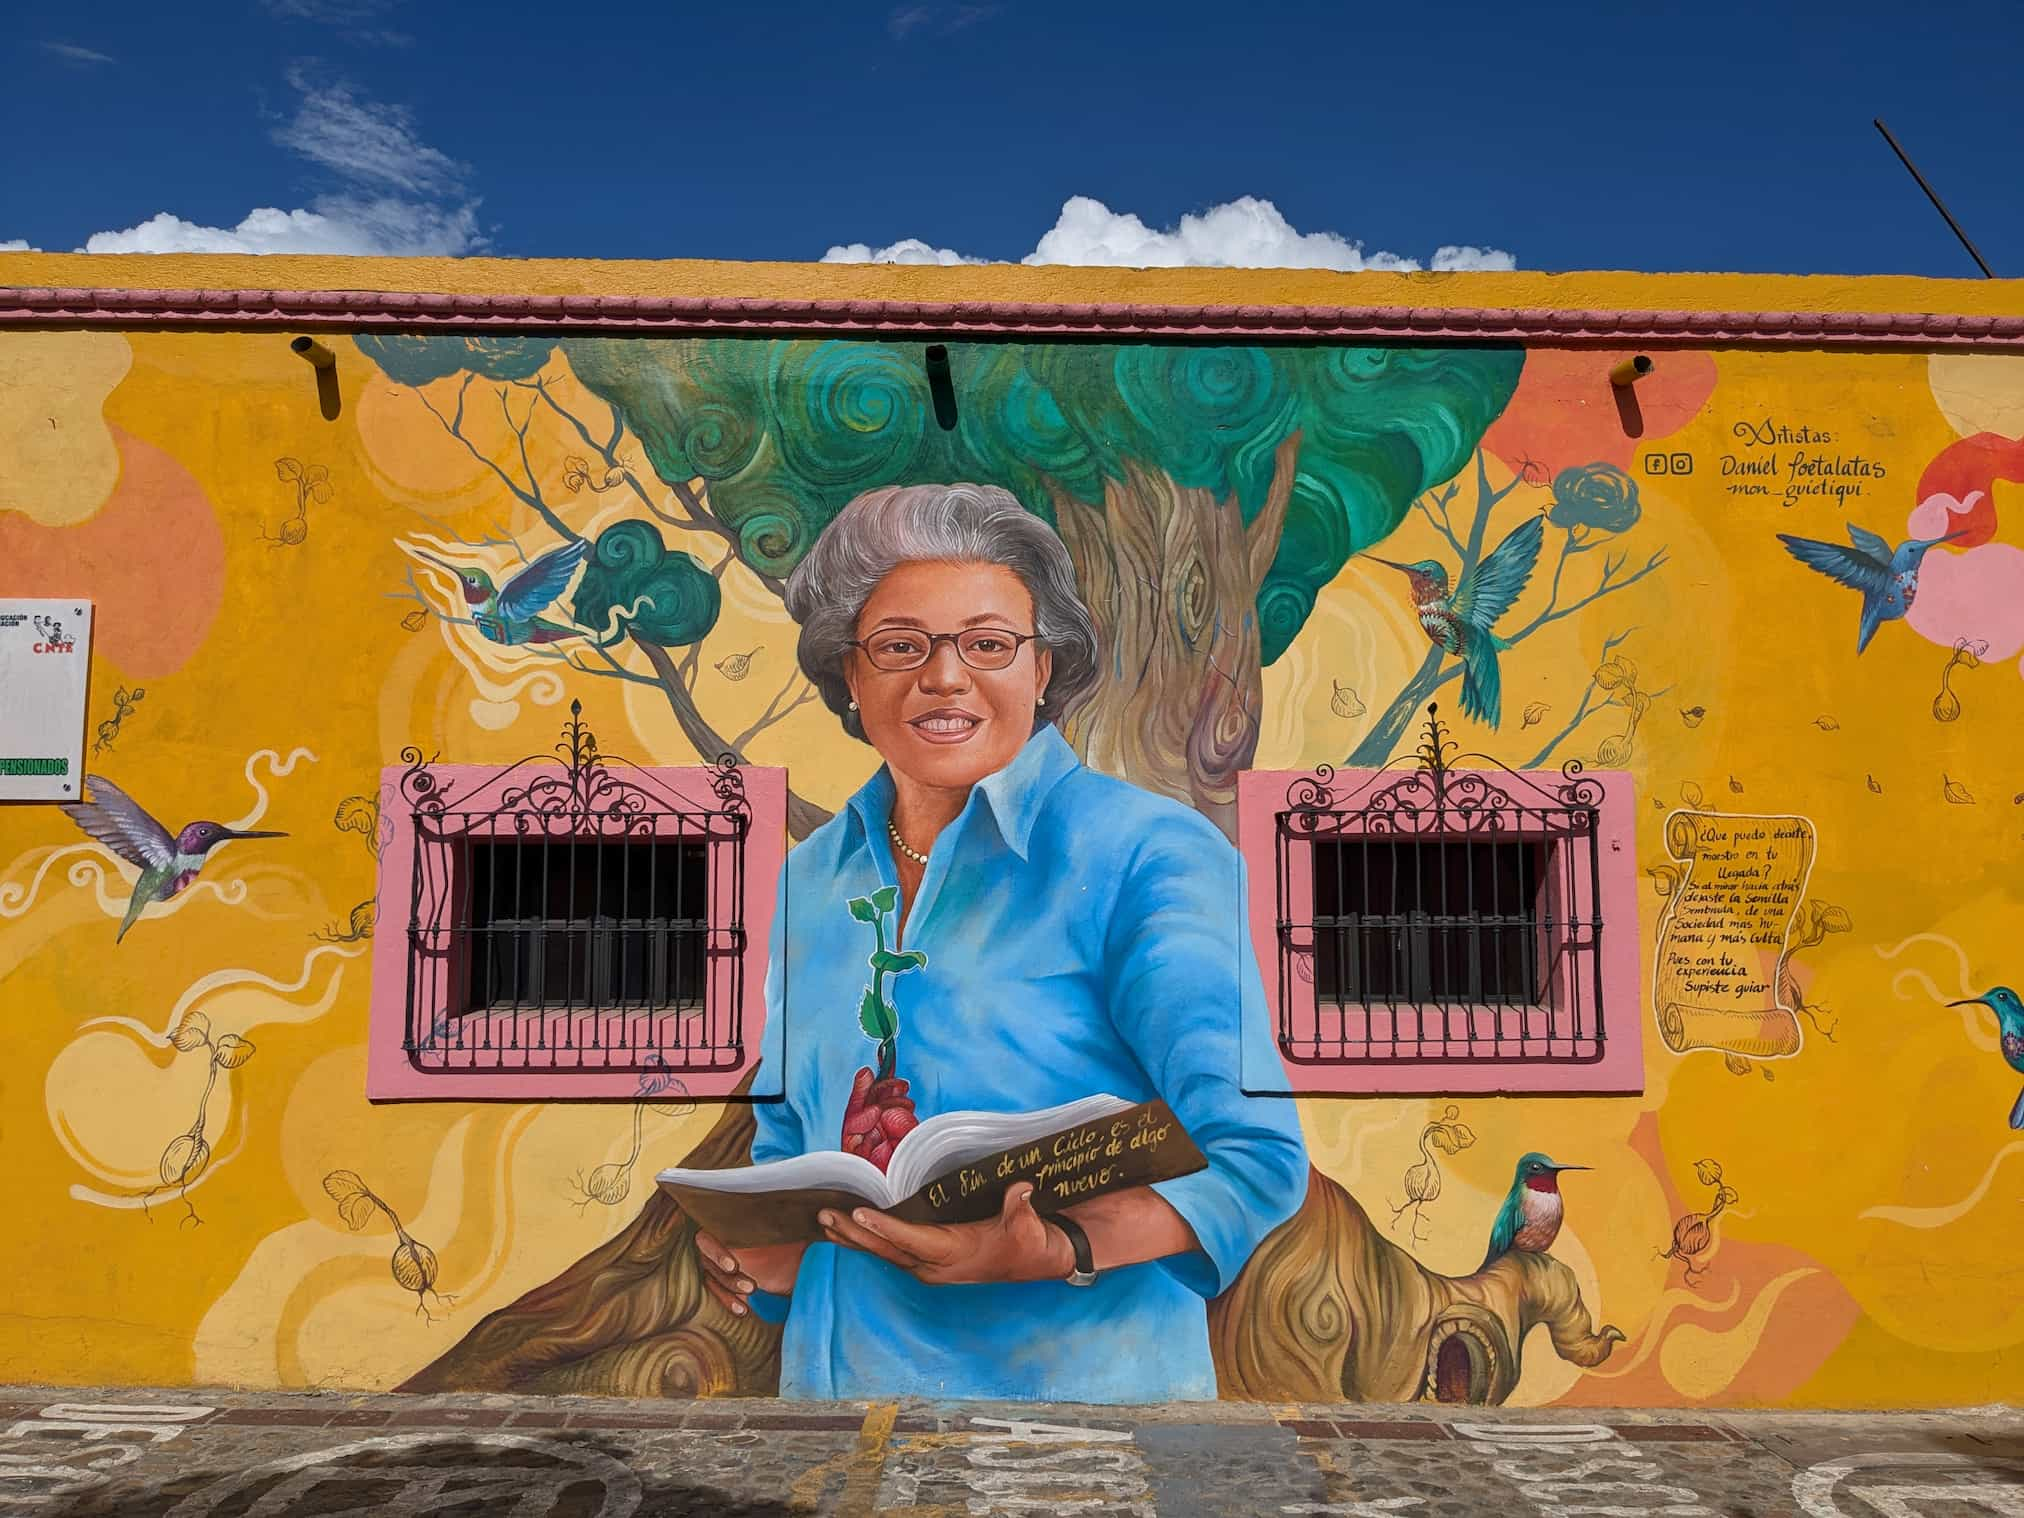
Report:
714,647,761,681
323,1170,454,1321
1943,774,1975,805
1329,679,1366,719
1520,701,1549,730
140,1013,255,1227
1388,1104,1476,1247
1659,1157,1740,1285
1680,705,1706,729
1932,637,1986,723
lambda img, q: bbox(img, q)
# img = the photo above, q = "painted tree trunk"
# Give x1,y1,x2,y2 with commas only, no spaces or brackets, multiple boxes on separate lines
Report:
1051,435,1299,841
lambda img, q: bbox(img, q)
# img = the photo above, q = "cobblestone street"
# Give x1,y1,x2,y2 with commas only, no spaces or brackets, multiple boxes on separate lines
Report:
0,1386,2017,1516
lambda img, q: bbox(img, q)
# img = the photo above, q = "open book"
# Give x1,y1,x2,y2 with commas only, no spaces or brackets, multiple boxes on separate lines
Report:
657,1094,1206,1248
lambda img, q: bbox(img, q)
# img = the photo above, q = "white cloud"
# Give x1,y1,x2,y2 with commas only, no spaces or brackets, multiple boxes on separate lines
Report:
41,41,116,65
821,237,983,266
888,2,999,40
77,201,477,256
825,194,1516,273
273,69,464,196
0,239,36,252
63,71,480,255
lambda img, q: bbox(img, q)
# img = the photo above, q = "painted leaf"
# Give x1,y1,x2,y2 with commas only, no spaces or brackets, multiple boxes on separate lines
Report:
846,896,878,923
870,948,927,976
1448,1122,1477,1148
1722,1052,1751,1077
858,987,893,1041
322,1170,375,1232
1693,1158,1724,1186
1330,681,1367,719
212,1033,256,1069
1813,715,1839,731
1727,775,1743,793
171,1011,212,1051
1427,1128,1461,1155
1520,701,1549,729
1627,689,1652,723
1867,774,1883,794
274,457,301,482
1943,774,1974,805
1815,902,1852,933
401,610,428,632
1680,782,1705,809
870,885,900,914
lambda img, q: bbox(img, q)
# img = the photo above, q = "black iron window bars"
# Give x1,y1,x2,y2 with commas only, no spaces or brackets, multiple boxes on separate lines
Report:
399,702,749,1076
1276,704,1607,1066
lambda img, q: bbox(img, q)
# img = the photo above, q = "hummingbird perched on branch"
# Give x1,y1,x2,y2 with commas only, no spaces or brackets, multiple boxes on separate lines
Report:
1480,1152,1589,1271
417,537,591,647
1776,524,1962,654
1365,513,1546,728
58,775,285,942
1947,987,2024,1129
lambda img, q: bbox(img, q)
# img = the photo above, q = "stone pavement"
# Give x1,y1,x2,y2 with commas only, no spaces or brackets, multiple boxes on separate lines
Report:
0,1385,2017,1516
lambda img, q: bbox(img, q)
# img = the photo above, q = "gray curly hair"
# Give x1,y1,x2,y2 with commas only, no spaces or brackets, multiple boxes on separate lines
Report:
783,483,1101,743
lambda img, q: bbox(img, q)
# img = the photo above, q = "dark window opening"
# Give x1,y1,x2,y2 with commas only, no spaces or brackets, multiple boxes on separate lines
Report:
1311,837,1547,1006
464,838,708,1012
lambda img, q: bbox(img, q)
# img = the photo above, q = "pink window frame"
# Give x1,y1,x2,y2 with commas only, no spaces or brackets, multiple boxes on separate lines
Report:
366,760,786,1101
1236,765,1644,1095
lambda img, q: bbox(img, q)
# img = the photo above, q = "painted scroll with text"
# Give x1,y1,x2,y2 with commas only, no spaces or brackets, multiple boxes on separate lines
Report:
1652,811,1817,1058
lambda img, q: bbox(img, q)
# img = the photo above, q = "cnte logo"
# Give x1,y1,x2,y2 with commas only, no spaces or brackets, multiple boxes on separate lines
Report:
30,614,75,654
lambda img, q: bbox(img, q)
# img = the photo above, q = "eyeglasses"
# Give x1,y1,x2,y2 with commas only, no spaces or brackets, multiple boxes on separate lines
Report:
849,627,1039,673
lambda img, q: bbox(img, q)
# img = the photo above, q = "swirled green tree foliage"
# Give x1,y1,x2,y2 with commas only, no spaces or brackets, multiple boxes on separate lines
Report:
571,521,721,647
354,336,557,387
561,339,1522,664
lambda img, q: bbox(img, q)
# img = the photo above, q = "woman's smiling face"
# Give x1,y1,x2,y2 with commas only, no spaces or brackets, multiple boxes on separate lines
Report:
845,559,1054,794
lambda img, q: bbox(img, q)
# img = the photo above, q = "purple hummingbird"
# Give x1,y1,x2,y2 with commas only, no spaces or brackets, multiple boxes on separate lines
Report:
58,775,285,942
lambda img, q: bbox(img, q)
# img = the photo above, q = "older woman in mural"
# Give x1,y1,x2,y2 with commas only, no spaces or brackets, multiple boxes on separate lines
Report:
691,482,1308,1402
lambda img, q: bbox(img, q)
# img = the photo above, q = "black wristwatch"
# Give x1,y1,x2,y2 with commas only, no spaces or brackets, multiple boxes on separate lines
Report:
1050,1213,1097,1287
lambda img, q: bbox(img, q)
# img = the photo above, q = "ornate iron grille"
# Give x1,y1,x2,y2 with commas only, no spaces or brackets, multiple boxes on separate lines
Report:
399,702,749,1077
1277,704,1606,1066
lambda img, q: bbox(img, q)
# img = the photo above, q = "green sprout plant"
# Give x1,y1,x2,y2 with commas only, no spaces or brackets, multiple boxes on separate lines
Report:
849,887,926,1081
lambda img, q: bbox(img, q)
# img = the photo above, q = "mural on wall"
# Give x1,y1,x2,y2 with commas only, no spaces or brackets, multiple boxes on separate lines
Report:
2,318,2024,1410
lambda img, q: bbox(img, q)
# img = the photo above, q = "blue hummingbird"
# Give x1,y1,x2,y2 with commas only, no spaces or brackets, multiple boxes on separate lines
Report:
1480,1152,1589,1271
417,537,592,647
1947,987,2024,1129
58,775,285,942
1776,524,1962,654
1366,513,1546,728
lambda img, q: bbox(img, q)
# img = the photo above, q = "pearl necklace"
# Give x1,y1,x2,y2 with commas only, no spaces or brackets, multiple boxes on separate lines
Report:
888,819,930,866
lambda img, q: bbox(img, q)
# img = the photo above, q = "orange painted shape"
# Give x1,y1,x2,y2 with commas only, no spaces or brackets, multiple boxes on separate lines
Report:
1483,348,1719,476
0,427,225,677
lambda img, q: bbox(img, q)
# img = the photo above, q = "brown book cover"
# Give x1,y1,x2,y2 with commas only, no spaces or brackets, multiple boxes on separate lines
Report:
656,1095,1205,1249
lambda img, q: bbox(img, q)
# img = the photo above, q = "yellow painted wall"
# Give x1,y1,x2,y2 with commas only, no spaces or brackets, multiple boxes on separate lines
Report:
2,257,2023,1407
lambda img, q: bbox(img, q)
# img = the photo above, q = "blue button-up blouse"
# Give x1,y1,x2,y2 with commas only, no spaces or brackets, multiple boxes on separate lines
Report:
749,724,1308,1402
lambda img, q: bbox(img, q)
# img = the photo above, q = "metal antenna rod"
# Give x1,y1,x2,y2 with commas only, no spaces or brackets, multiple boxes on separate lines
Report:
1873,118,1995,278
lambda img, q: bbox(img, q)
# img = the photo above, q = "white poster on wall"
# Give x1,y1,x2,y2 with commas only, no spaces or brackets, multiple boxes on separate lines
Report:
0,598,93,802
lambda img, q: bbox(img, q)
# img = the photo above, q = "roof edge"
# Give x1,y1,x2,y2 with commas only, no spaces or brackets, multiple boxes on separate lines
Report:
4,284,2024,346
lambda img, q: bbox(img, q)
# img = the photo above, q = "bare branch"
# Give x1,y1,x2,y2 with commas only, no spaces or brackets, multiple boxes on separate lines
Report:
729,675,819,754
1507,544,1670,645
410,382,577,543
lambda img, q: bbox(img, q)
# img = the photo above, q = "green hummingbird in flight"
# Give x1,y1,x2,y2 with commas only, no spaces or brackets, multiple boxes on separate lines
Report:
58,775,285,942
1947,987,2024,1129
1365,513,1546,728
418,537,591,646
1480,1151,1589,1271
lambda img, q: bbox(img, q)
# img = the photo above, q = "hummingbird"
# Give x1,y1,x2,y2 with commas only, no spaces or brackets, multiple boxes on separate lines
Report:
1776,524,1962,654
417,537,591,646
58,775,285,943
1947,987,2024,1129
1365,513,1546,728
1480,1152,1589,1270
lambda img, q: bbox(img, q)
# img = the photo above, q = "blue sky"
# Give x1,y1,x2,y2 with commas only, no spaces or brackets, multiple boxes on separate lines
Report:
4,0,2019,275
